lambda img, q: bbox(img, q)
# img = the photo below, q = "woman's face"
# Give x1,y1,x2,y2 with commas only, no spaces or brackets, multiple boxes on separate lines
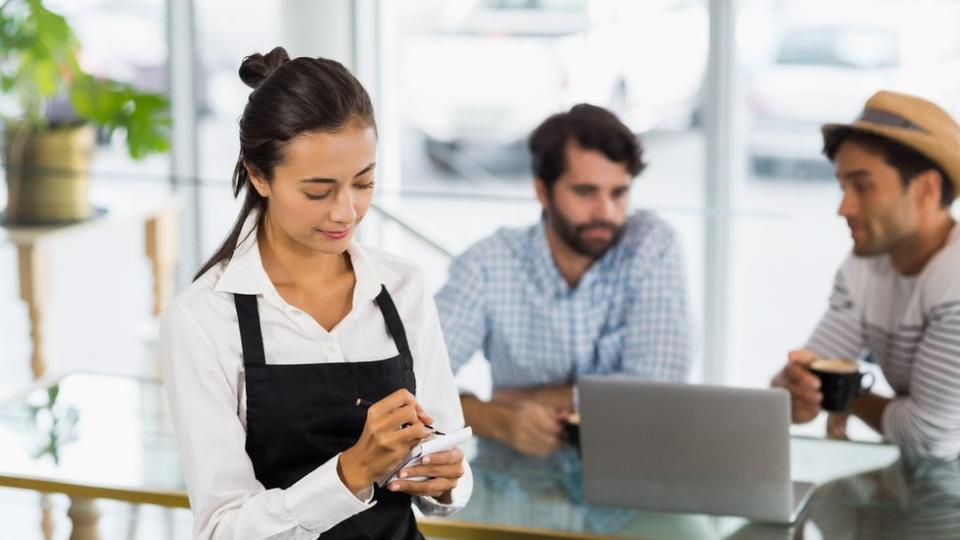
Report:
250,119,377,254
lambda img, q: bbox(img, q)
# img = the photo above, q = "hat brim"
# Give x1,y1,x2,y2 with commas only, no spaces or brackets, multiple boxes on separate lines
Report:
822,121,960,197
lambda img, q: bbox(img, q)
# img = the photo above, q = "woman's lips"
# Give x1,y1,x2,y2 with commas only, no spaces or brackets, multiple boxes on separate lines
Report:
318,227,352,240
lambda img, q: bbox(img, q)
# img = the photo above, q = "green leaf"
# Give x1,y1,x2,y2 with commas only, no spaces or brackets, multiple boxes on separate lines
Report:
25,53,58,96
124,92,171,159
69,74,127,126
31,1,78,71
2,0,170,157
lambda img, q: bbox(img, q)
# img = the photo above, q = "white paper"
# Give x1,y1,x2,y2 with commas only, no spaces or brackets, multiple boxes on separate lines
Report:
376,427,473,486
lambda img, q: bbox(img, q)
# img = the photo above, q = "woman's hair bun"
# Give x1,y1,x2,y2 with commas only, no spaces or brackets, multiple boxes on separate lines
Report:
239,46,291,89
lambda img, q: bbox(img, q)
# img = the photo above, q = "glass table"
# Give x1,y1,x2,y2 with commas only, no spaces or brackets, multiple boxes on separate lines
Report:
1,373,957,539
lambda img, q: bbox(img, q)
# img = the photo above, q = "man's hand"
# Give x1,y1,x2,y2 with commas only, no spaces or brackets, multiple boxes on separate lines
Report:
826,412,850,440
493,385,574,412
461,390,569,459
504,401,566,458
771,349,823,423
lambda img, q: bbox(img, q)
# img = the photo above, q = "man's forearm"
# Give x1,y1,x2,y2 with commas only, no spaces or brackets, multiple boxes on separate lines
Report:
492,384,574,411
460,395,512,442
850,393,891,435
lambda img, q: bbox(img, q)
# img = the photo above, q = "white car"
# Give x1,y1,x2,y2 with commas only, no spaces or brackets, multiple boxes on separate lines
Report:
747,1,960,178
400,0,707,174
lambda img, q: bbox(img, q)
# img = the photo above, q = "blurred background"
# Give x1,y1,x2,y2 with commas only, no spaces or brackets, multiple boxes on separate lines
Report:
2,0,960,537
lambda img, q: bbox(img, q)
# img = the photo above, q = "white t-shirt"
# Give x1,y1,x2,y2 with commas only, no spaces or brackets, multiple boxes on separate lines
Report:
807,223,960,459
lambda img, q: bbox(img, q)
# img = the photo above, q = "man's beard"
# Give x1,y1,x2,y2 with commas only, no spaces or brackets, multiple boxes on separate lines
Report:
546,201,626,260
847,205,912,257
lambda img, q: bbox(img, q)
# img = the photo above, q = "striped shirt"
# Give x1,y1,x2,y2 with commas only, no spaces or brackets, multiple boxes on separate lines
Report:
435,211,692,389
807,224,960,459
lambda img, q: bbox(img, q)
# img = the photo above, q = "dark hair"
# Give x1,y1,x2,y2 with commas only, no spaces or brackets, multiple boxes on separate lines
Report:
528,103,645,190
823,127,955,208
194,46,376,280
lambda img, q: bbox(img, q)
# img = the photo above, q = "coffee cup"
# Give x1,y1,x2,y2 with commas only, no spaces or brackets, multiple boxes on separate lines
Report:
808,358,874,412
563,412,581,453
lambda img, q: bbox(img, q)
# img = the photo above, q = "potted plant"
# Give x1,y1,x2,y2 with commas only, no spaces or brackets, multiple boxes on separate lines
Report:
0,0,170,225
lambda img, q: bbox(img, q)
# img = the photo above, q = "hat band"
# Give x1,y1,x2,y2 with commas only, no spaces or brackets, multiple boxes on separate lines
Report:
857,108,929,133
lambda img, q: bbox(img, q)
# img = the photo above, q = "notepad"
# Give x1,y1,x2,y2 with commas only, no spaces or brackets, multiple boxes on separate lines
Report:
376,426,473,487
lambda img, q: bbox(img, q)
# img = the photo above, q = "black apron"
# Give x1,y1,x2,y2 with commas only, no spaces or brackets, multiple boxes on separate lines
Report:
234,285,423,539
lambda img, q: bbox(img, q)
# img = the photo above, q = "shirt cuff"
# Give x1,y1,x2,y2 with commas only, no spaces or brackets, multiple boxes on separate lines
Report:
416,461,473,517
283,452,376,533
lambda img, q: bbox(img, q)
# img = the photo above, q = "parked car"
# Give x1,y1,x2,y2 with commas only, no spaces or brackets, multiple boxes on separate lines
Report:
747,1,960,178
400,0,707,175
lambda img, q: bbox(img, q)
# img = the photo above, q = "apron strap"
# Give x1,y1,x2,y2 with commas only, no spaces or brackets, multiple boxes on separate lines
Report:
375,285,411,358
234,294,267,366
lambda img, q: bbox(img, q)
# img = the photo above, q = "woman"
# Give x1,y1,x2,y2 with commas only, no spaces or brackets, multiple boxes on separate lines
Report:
160,47,471,539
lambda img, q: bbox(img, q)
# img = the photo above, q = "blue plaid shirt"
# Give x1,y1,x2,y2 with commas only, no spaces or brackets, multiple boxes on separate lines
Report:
435,211,692,388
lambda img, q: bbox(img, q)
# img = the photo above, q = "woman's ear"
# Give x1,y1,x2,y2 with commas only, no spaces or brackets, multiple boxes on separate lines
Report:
246,162,271,198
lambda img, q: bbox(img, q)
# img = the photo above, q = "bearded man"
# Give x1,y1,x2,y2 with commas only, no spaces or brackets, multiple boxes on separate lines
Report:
435,104,692,457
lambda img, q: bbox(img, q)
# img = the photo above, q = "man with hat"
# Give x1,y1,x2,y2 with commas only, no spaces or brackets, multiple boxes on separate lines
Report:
772,90,960,459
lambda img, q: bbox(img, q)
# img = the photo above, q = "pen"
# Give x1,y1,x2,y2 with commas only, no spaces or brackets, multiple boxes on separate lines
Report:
355,398,445,436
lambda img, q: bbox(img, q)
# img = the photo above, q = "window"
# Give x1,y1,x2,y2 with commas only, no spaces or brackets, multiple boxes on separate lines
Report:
382,0,709,387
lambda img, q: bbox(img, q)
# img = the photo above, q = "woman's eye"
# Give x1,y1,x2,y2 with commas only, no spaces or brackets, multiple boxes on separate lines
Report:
354,182,375,190
305,192,331,200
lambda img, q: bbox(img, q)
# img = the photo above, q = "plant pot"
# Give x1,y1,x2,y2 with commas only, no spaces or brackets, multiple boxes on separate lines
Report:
3,124,96,225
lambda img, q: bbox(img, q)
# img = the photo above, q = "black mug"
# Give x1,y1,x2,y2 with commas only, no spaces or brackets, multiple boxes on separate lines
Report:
809,358,875,412
563,413,581,453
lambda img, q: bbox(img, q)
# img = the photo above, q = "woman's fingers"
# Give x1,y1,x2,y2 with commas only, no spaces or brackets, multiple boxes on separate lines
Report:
390,477,457,498
369,389,417,418
397,462,464,481
421,448,463,465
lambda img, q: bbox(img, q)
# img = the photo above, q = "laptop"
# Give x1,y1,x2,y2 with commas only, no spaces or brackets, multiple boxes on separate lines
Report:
577,376,815,523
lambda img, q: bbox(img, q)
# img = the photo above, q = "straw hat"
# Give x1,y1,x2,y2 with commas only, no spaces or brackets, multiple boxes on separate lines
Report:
822,90,960,197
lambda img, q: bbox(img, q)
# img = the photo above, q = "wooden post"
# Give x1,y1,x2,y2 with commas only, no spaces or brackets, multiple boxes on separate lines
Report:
67,497,101,540
17,242,47,379
40,493,55,540
144,205,178,317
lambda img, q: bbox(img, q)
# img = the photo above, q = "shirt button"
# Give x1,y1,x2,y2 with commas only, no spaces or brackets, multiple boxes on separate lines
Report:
325,345,343,361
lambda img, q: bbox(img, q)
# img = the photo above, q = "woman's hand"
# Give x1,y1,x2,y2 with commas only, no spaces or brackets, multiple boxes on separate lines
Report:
338,389,433,496
388,447,465,502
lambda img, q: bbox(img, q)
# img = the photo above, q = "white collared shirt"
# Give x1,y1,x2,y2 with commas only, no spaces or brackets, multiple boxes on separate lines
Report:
159,214,473,540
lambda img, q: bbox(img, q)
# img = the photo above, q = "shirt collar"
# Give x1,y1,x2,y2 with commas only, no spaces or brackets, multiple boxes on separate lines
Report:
347,240,397,304
529,216,624,297
214,211,396,304
214,211,274,295
530,218,571,298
